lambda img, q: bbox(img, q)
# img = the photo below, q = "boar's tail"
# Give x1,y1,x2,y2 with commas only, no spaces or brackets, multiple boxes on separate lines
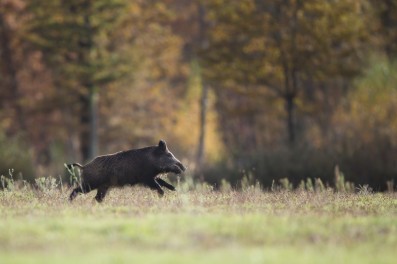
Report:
66,163,84,169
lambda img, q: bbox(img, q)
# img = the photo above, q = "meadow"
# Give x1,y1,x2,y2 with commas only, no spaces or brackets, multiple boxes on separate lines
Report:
0,179,396,264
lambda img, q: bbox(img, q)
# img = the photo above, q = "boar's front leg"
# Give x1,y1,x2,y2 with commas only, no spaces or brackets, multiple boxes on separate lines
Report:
95,185,110,203
155,178,176,191
69,183,91,201
145,179,164,197
69,187,83,201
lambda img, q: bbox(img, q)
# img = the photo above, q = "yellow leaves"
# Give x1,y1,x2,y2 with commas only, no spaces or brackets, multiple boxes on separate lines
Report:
128,2,142,16
238,0,255,14
242,37,265,54
333,57,397,146
211,26,229,42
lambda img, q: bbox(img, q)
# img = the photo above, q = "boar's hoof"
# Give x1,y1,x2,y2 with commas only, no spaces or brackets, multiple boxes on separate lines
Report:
158,189,165,197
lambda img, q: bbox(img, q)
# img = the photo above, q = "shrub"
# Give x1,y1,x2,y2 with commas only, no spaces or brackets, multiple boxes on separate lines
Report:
0,132,35,185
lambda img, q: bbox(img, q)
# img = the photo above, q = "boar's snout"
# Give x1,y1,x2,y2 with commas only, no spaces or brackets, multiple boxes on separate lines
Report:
176,161,186,173
168,159,186,174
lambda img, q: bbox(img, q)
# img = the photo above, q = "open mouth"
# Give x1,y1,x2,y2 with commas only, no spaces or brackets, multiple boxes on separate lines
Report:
172,162,186,174
178,162,186,172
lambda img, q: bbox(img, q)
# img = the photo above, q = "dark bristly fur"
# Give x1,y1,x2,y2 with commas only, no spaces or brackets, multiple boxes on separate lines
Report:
67,140,186,202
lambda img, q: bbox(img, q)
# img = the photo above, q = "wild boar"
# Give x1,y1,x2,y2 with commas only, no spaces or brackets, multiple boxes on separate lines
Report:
67,140,186,202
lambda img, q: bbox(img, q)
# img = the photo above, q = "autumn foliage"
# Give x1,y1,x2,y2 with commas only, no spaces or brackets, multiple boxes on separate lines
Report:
1,0,397,189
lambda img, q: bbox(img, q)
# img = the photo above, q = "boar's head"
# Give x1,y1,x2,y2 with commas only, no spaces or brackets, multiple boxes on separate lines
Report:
154,140,186,174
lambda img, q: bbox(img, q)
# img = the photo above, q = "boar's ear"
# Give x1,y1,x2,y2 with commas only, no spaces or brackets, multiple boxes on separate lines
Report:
158,140,167,152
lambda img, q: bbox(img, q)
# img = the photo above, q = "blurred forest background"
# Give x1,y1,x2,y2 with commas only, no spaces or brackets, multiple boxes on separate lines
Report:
1,0,397,190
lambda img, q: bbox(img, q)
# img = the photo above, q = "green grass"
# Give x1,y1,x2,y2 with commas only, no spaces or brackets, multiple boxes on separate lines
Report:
0,185,396,264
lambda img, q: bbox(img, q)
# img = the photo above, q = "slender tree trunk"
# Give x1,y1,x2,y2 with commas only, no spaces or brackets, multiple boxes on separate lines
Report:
79,92,91,162
78,5,97,162
90,88,98,159
196,3,208,168
79,85,98,162
286,0,300,146
285,94,295,145
197,83,208,168
282,63,297,145
379,0,396,59
0,12,26,132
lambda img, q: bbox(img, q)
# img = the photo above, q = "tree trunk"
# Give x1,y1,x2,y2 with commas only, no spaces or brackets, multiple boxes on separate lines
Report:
90,88,98,159
282,65,297,145
379,0,397,58
79,93,91,162
78,3,97,162
285,94,295,145
0,12,26,132
79,86,98,162
196,3,208,169
197,83,208,168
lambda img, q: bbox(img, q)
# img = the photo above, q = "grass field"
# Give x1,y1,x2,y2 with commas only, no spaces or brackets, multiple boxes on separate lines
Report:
0,181,396,264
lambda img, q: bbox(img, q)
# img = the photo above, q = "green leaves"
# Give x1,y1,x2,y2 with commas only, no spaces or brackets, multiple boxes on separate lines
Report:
27,0,129,90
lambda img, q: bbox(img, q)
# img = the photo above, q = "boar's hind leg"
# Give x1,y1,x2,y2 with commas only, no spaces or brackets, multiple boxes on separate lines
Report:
145,179,165,197
156,178,176,191
95,185,109,203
